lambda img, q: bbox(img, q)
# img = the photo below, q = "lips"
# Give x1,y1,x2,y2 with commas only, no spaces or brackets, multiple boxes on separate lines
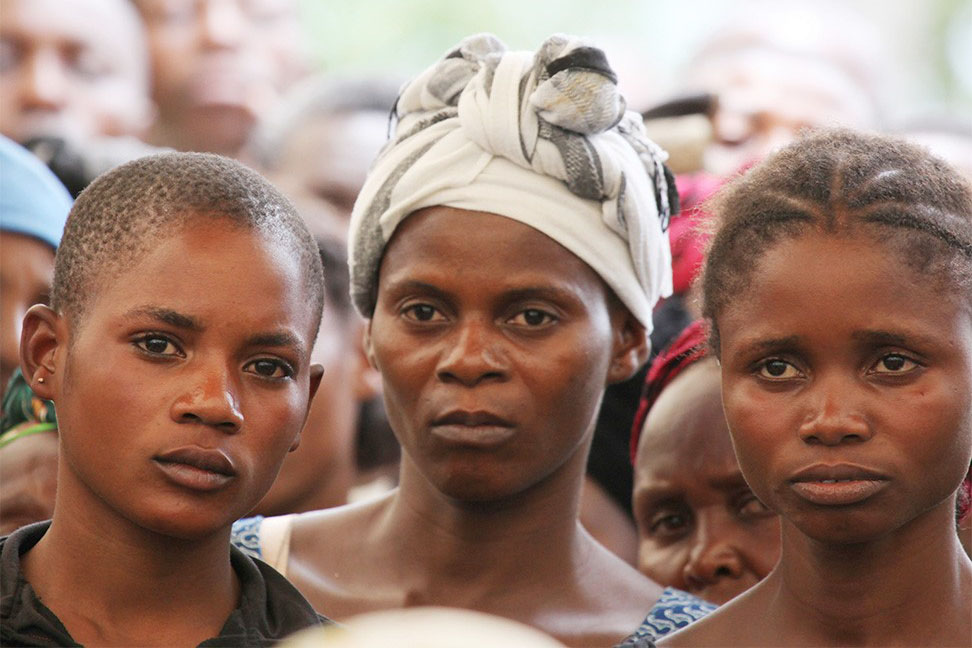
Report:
153,446,236,492
788,464,889,506
430,410,515,446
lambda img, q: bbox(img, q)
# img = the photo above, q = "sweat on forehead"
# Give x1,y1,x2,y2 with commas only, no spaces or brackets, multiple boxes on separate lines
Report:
701,128,972,349
51,152,324,326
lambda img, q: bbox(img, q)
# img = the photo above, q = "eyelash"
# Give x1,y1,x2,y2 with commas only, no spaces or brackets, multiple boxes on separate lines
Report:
401,303,445,323
868,352,920,376
506,308,558,328
754,352,921,381
243,358,296,381
132,334,296,381
399,304,560,329
133,333,184,358
755,357,802,380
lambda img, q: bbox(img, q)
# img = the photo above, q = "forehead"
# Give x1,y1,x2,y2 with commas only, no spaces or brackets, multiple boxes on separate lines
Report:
278,112,388,187
379,206,609,300
637,359,736,475
82,221,317,341
2,0,144,54
718,231,972,355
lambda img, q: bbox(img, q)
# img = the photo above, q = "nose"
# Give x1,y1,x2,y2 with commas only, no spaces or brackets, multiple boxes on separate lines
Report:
199,0,246,50
170,360,244,432
435,318,508,387
19,48,68,112
798,377,872,446
682,511,745,592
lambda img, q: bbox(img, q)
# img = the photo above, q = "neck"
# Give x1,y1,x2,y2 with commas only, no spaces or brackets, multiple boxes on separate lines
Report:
769,500,972,645
378,444,596,596
22,483,238,645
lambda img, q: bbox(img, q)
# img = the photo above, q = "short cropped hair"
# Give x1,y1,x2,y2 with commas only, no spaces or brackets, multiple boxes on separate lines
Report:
52,152,324,334
701,128,972,351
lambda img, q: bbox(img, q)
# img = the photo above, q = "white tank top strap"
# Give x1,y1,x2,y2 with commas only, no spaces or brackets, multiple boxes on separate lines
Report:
259,513,296,577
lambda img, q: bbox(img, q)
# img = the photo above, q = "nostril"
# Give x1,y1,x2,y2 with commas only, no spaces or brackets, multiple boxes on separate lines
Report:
714,565,733,578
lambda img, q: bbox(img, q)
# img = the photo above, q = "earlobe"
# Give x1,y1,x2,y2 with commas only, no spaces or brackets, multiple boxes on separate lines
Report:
288,431,302,453
307,363,325,403
350,319,381,401
362,319,379,371
607,312,649,385
20,305,65,400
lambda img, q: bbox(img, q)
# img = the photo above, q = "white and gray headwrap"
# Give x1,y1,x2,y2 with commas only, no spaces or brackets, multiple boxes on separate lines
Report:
349,33,675,330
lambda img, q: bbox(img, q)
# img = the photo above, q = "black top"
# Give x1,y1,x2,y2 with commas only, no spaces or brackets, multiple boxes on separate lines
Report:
0,521,330,647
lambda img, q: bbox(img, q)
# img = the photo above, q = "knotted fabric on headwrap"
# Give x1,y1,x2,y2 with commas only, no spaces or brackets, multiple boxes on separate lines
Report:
349,33,675,329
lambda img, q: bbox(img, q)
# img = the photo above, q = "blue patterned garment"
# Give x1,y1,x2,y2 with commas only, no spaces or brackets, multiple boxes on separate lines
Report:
615,588,716,646
232,515,264,559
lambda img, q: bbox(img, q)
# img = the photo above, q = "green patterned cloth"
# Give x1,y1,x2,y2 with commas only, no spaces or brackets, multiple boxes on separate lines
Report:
0,369,57,448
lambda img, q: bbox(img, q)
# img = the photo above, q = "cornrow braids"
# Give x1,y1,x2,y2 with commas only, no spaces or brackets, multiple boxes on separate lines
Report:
52,152,324,335
701,128,972,352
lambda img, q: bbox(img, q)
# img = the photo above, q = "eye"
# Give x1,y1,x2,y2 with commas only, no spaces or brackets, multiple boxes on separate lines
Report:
402,303,445,323
70,48,111,79
507,308,557,328
756,358,801,380
133,334,183,358
869,353,919,375
647,508,692,538
735,492,773,519
244,358,295,380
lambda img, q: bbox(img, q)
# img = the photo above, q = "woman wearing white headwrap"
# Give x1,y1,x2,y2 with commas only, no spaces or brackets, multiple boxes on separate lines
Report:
232,34,713,646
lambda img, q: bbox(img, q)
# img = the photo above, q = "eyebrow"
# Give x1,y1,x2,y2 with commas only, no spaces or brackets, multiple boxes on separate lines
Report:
851,329,928,347
124,306,306,358
245,332,306,359
739,335,801,355
125,306,202,331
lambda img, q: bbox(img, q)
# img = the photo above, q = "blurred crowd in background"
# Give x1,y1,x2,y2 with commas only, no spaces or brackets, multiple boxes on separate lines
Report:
2,0,970,611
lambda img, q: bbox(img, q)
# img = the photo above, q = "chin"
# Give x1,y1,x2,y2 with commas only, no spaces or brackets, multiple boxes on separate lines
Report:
788,509,895,546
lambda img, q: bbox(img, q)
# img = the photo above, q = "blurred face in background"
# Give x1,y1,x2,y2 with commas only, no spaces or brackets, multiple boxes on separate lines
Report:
135,0,306,156
0,0,154,145
0,232,55,398
690,49,875,176
268,110,389,225
633,358,780,604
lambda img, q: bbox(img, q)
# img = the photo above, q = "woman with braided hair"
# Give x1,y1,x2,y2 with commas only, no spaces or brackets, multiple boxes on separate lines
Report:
231,33,713,646
659,128,972,647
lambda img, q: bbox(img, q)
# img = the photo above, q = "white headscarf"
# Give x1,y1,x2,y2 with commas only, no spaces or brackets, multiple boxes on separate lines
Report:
349,33,674,330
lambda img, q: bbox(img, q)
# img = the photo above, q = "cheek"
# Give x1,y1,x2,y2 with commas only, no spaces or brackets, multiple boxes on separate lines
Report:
903,375,972,496
722,382,788,502
637,541,685,585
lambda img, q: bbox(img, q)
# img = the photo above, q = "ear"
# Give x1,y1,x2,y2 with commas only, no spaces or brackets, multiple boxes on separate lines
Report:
292,363,325,452
350,319,381,401
606,308,650,385
361,319,378,371
20,305,65,401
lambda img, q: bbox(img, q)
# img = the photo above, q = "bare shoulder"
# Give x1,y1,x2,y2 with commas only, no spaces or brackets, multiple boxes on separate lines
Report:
657,583,772,647
585,534,665,604
285,494,398,618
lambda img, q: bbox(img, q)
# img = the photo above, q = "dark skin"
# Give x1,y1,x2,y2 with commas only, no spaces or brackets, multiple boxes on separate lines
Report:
661,231,972,647
281,206,662,647
18,221,322,646
634,358,780,604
